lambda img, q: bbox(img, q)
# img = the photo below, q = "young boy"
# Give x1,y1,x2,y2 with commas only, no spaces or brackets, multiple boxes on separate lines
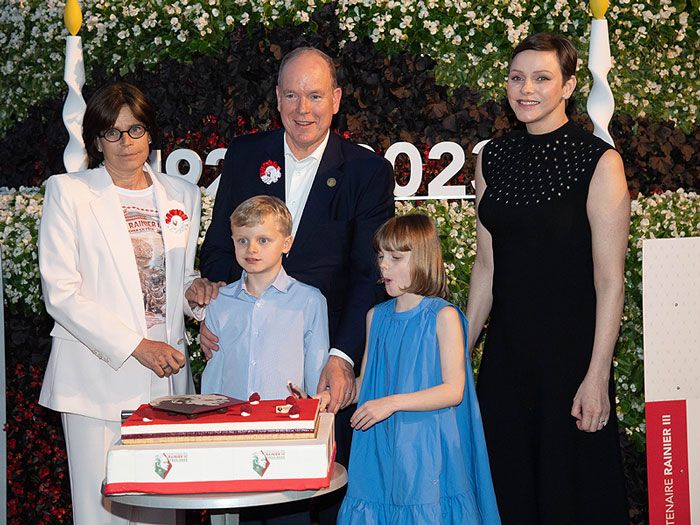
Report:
201,195,329,401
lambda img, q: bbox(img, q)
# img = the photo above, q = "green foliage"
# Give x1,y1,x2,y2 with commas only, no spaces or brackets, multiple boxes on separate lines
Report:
0,187,45,316
1,0,698,135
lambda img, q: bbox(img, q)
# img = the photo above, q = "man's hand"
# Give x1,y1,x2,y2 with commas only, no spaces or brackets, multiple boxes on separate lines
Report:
132,338,186,377
316,356,356,414
185,278,226,308
199,319,219,360
313,390,332,412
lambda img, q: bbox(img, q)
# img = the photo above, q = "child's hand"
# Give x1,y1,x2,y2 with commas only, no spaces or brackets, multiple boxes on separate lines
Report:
313,390,332,412
350,397,396,431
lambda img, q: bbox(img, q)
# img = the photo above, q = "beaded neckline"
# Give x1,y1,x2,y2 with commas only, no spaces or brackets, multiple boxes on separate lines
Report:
523,120,575,144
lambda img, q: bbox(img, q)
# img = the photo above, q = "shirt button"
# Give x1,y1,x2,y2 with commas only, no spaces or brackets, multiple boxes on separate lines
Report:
251,360,256,366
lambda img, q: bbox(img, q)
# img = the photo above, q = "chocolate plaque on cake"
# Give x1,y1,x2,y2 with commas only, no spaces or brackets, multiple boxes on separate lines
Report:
150,394,244,415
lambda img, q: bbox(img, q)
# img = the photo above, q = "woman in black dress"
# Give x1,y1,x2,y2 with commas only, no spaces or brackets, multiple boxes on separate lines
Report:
466,33,630,524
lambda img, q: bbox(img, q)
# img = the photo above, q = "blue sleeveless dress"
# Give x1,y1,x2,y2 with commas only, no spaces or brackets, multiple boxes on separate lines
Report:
337,297,500,524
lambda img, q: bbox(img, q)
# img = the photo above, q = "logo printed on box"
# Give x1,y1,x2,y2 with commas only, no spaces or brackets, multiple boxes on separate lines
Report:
252,451,270,477
153,453,173,479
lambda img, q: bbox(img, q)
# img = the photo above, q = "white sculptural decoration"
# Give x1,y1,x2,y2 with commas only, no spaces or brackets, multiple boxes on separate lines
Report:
587,0,615,147
63,0,88,172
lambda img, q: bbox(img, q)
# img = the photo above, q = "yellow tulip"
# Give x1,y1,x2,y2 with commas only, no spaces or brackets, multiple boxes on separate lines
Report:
64,0,82,36
590,0,609,19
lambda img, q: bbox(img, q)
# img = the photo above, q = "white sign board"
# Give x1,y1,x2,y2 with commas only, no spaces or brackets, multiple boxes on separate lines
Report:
643,237,700,525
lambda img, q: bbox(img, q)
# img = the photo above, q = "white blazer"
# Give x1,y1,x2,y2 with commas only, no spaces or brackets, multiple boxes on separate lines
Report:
38,165,202,421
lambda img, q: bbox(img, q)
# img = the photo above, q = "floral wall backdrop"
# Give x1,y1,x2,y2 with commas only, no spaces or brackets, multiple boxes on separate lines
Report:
1,0,698,134
1,17,698,192
2,2,699,524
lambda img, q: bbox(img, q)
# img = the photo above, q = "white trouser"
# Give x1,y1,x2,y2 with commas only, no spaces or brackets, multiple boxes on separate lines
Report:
62,412,179,525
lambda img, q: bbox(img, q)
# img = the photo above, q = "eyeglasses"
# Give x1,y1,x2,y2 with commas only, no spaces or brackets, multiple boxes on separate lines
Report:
99,124,148,142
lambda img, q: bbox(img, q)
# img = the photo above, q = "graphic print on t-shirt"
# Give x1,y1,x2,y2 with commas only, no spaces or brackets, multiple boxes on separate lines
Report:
122,204,166,329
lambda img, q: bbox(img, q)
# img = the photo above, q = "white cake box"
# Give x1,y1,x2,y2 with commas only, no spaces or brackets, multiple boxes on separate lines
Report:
104,413,335,495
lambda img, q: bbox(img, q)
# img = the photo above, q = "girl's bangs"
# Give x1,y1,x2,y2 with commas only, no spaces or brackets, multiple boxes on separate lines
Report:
375,222,412,253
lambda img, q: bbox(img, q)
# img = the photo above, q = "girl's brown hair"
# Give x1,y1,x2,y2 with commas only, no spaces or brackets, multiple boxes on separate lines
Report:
373,214,448,299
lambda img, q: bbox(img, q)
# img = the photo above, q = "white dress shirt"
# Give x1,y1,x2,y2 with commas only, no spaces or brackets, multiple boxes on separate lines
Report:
283,132,354,367
284,131,329,236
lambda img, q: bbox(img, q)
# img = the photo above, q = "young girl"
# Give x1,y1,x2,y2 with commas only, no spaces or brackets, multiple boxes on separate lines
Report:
333,214,500,524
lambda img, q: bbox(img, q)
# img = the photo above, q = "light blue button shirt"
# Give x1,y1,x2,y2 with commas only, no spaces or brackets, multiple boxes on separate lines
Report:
201,267,329,400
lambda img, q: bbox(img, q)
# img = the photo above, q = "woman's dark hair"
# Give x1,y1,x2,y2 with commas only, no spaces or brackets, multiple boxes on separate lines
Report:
82,82,157,168
511,33,578,83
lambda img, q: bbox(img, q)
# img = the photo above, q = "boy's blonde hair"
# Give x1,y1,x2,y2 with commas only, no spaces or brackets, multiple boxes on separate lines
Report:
230,195,293,236
373,214,448,299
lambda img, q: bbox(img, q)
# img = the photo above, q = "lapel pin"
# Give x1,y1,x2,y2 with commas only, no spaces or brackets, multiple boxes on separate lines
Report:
326,177,337,188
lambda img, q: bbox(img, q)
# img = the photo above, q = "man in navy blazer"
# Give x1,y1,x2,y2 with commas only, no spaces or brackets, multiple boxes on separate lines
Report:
200,48,394,470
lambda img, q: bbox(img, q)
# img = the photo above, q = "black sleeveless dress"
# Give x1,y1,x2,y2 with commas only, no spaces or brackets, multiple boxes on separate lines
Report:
476,120,628,524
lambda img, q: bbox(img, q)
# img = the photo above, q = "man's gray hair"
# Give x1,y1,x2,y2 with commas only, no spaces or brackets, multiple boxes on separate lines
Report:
277,47,338,88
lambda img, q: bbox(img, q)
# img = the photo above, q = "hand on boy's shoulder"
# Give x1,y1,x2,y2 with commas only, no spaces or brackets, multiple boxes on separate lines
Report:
186,277,226,308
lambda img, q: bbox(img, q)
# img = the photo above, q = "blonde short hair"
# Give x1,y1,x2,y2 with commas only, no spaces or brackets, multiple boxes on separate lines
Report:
373,214,448,299
230,196,292,236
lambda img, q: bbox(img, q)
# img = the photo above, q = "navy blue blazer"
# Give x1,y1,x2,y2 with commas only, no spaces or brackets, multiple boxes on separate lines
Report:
200,129,395,365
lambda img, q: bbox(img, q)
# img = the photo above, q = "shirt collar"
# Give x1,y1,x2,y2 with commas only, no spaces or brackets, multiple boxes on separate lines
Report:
283,130,330,164
233,266,291,297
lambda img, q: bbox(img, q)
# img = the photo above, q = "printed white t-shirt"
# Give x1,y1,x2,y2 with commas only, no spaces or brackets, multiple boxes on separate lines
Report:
117,184,172,397
116,185,166,329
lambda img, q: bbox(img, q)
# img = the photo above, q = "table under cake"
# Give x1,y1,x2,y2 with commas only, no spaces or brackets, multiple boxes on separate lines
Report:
103,462,347,525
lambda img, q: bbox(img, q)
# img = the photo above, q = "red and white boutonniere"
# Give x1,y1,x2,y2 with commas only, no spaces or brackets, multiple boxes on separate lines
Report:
259,159,282,185
164,208,189,233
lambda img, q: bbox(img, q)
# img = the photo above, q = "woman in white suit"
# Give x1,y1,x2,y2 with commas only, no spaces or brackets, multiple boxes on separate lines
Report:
38,83,223,524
